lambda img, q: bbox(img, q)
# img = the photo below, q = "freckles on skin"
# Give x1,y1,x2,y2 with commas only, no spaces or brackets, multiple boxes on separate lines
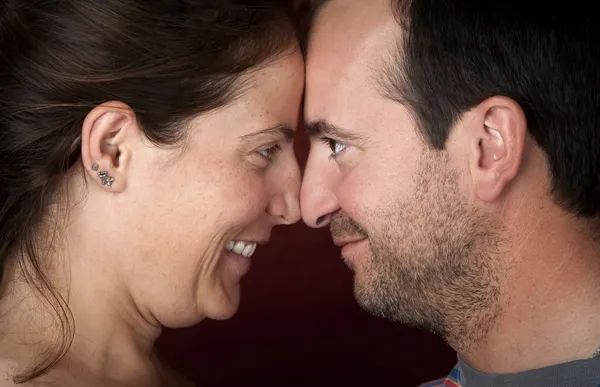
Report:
117,50,303,325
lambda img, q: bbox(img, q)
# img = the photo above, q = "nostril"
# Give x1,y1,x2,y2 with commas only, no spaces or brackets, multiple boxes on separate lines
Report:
316,214,328,226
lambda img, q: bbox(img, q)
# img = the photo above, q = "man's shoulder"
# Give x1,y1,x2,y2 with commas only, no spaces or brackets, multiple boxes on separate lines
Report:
418,364,462,387
418,361,600,387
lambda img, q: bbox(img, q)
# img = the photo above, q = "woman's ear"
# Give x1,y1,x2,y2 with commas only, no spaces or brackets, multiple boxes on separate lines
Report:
80,101,141,193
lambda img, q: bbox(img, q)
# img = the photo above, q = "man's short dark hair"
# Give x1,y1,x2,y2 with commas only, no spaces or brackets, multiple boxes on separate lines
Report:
381,0,600,218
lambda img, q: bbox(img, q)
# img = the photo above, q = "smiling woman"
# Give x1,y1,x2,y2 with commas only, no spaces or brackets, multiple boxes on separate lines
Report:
0,1,303,386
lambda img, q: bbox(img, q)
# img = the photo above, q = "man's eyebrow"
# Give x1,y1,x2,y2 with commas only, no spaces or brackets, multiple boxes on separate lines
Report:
304,120,364,141
240,124,295,142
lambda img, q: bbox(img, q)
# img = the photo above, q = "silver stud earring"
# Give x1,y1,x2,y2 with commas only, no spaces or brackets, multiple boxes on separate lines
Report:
92,164,115,187
98,171,115,187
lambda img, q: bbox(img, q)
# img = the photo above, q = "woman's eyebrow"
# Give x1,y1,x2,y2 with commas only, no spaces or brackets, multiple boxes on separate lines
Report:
240,124,295,142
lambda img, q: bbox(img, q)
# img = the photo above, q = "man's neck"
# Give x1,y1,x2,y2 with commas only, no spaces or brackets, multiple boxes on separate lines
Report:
460,214,600,374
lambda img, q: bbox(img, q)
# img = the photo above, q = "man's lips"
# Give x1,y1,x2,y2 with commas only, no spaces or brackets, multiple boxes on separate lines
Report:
333,237,367,247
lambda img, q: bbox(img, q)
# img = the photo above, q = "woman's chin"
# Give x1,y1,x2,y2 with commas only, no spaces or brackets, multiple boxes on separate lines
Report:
203,300,240,322
196,249,253,320
202,282,242,321
207,306,239,321
157,287,241,328
161,251,250,326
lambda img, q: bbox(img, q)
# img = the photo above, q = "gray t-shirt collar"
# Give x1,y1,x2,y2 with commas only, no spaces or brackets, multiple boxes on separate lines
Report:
457,355,600,387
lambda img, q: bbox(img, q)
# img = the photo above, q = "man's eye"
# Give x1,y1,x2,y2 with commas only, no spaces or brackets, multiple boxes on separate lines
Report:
331,140,347,154
320,138,347,157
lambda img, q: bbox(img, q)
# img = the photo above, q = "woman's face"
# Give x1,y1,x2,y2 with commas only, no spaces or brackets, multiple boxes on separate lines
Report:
108,50,304,326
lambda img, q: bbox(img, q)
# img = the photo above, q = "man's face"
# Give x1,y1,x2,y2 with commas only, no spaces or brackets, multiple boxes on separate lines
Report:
301,0,504,347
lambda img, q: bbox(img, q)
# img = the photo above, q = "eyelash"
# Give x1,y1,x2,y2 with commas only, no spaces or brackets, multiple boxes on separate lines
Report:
320,138,347,159
257,144,281,163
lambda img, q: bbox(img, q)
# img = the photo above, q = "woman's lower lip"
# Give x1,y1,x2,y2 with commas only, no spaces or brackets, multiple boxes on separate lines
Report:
224,249,252,275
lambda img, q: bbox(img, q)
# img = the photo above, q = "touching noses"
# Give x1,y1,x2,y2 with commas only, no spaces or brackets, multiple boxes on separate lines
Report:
267,156,302,225
300,150,339,228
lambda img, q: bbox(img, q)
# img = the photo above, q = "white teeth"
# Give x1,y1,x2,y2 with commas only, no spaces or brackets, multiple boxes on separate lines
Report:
225,240,258,258
242,244,253,257
232,241,245,254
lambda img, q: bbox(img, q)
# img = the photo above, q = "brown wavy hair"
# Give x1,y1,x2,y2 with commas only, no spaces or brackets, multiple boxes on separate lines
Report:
0,0,297,382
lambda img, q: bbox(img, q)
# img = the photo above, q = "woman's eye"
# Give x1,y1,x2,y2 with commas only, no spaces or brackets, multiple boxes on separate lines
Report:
257,144,281,162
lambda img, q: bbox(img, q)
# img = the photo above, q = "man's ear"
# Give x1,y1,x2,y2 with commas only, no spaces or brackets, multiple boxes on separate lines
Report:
462,96,527,202
80,101,140,193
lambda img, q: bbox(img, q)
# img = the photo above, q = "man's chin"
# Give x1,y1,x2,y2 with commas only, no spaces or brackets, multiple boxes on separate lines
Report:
351,271,391,317
352,273,450,338
353,284,394,320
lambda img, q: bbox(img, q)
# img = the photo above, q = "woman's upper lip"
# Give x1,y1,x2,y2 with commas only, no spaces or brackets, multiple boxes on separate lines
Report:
333,237,367,247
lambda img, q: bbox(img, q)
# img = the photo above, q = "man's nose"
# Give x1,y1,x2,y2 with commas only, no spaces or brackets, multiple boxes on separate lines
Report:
300,153,339,228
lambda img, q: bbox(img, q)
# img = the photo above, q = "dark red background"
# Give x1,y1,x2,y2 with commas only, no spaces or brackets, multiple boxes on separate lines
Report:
156,129,456,386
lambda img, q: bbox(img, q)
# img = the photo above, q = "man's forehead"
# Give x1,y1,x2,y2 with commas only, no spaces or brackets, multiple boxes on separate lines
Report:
308,0,398,67
305,0,400,126
306,0,399,98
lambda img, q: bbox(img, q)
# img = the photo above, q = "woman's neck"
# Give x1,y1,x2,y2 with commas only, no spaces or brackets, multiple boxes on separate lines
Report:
0,251,164,386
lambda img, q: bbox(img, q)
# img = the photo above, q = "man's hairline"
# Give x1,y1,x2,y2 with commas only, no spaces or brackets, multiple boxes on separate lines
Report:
307,0,409,102
304,0,415,143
